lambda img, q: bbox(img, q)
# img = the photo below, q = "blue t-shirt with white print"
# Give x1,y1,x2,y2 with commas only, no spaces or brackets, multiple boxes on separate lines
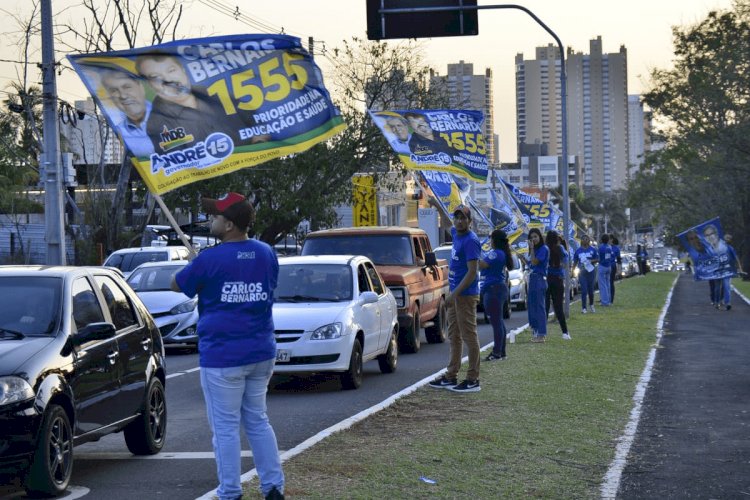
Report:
449,227,482,295
176,239,278,368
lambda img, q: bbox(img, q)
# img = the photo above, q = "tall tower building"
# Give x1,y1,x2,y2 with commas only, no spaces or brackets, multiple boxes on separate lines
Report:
516,36,629,191
628,94,646,175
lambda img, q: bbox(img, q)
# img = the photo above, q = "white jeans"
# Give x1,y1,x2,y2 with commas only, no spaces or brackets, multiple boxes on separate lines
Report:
200,359,284,499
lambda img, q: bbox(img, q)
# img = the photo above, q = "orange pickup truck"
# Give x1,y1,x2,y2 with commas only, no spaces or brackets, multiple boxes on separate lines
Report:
301,226,449,353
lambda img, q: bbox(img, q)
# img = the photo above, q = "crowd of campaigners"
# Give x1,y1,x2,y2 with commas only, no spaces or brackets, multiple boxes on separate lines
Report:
430,204,628,394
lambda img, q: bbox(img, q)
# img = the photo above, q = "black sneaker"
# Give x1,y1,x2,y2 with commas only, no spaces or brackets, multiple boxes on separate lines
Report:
428,375,458,389
726,304,732,311
484,353,506,361
265,486,284,500
449,379,481,393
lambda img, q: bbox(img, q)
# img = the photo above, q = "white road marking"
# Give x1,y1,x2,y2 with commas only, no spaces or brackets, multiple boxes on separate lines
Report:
166,366,201,379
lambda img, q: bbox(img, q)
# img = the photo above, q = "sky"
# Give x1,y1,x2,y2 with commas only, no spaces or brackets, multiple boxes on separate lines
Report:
0,0,735,162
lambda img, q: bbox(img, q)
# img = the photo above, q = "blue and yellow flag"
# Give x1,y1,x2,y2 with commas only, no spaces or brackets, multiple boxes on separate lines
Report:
369,110,488,182
68,34,346,194
677,218,738,281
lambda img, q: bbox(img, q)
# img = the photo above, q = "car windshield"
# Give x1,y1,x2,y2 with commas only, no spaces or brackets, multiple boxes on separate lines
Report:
303,235,414,265
0,277,62,336
128,265,181,291
275,264,353,302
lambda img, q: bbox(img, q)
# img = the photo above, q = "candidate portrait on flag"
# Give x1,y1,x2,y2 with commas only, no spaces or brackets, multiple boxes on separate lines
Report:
369,109,488,182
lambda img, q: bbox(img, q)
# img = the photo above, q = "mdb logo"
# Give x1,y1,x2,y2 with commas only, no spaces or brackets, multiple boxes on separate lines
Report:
158,125,195,152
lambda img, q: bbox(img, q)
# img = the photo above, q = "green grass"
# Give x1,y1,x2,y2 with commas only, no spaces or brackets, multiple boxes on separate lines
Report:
732,277,750,299
242,272,677,499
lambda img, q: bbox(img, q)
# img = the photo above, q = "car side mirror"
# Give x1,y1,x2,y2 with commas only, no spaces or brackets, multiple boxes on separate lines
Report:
359,291,379,304
75,322,116,344
424,252,437,267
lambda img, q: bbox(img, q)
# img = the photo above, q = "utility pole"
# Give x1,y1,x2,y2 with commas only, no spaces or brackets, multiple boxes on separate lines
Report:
41,0,66,265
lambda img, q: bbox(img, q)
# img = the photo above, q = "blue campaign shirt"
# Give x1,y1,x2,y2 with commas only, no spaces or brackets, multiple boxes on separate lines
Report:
574,246,598,272
547,247,568,277
481,248,507,287
449,227,481,295
175,239,279,368
598,243,613,268
528,244,549,275
610,245,621,269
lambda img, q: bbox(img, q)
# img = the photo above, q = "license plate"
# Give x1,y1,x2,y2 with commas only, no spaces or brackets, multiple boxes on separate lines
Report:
275,349,290,363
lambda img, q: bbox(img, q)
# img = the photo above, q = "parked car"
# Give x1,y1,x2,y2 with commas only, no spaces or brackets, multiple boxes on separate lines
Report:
126,261,198,349
0,266,167,496
302,227,448,354
272,255,399,390
508,254,528,310
103,245,191,278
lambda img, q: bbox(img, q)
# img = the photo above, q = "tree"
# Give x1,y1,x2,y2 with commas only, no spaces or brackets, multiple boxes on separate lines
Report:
164,37,449,244
629,0,750,269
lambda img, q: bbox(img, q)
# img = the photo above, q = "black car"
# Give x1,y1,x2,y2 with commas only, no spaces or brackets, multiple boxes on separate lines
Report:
0,266,167,496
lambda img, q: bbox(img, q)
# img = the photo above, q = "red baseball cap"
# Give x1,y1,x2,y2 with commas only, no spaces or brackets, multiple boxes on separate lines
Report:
201,192,255,229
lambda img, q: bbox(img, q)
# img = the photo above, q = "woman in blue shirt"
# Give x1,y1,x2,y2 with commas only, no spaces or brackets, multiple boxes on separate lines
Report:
597,234,613,306
526,228,549,342
545,231,571,340
573,235,599,313
479,229,515,360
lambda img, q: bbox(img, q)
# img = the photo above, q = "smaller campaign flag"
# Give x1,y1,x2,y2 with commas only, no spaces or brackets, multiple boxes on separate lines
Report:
677,218,737,281
370,110,488,182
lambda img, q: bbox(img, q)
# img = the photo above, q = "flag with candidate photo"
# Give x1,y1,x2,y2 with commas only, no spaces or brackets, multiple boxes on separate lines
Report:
369,109,488,182
68,34,346,194
677,218,738,280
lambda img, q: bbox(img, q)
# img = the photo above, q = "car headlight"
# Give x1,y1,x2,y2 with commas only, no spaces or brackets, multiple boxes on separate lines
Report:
170,297,198,315
573,267,580,278
390,287,407,308
0,376,34,406
510,278,521,287
310,323,342,340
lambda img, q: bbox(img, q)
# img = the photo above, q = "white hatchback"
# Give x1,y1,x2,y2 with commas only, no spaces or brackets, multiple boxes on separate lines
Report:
272,255,399,390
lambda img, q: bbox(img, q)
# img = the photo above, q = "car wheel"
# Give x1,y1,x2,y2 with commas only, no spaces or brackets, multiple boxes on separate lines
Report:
25,404,73,497
377,327,398,373
425,299,447,344
124,378,167,455
340,339,363,390
399,310,421,354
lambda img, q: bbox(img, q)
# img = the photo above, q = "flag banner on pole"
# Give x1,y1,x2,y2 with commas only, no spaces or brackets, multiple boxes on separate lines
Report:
369,110,488,182
419,170,470,216
677,218,738,280
68,34,346,194
488,186,529,254
501,180,558,231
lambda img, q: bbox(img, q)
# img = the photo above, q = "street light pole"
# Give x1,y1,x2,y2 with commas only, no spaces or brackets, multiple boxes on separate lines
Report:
40,0,66,265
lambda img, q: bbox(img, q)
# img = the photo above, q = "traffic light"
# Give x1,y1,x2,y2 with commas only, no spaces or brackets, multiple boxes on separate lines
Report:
366,0,478,40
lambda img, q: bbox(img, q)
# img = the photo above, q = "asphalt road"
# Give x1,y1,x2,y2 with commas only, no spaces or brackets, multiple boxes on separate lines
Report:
617,274,750,498
2,308,532,499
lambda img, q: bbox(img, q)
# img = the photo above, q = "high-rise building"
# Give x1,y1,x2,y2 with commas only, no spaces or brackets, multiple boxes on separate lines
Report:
516,36,629,192
628,94,646,175
431,61,496,205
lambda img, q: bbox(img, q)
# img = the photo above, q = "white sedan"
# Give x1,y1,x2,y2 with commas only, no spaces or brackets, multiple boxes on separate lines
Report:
272,255,399,390
126,260,198,348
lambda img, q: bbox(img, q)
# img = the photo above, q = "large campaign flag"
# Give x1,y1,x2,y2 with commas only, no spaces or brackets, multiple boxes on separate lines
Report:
677,218,738,281
68,34,346,194
369,110,488,182
489,186,528,251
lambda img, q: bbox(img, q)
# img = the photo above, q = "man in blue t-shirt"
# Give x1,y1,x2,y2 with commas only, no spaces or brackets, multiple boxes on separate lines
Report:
429,205,482,393
172,192,284,500
597,234,613,306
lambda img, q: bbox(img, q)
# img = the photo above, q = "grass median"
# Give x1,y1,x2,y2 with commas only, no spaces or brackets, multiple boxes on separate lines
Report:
244,272,677,499
732,277,750,299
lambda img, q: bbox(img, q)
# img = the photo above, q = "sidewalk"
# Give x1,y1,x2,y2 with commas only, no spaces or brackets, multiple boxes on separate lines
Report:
618,273,750,498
